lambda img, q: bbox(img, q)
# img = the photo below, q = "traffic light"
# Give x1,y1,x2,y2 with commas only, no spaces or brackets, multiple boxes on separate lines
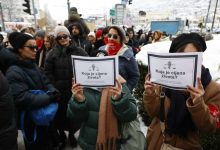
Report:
185,19,189,27
23,0,31,15
129,0,132,4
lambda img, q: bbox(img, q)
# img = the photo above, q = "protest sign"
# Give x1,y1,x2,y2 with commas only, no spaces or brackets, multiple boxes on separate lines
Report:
148,52,203,90
71,55,119,87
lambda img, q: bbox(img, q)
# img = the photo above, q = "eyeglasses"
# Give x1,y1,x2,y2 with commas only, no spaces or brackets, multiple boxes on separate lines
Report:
56,35,68,40
107,33,119,40
24,45,38,50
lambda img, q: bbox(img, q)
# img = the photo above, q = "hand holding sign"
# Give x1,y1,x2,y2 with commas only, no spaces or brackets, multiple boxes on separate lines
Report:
109,78,122,100
71,79,85,102
187,78,205,105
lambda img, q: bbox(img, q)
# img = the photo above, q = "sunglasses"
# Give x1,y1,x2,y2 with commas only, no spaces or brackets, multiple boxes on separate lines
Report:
24,45,38,50
107,33,119,40
56,35,68,40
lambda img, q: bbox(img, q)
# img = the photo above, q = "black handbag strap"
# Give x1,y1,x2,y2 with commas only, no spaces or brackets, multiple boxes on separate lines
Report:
159,87,166,122
159,87,166,136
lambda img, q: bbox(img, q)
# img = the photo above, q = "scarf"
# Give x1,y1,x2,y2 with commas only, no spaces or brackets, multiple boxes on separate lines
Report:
104,37,108,45
96,76,126,150
107,40,122,56
96,89,120,150
164,66,212,137
36,39,44,50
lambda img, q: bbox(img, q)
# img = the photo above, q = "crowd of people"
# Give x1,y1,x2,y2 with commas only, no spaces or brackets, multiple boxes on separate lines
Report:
0,6,220,150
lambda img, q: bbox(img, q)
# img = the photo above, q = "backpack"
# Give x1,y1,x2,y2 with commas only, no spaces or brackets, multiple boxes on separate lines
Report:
120,118,146,150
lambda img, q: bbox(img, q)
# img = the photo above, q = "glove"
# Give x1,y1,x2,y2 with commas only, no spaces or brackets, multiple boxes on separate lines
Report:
47,90,61,102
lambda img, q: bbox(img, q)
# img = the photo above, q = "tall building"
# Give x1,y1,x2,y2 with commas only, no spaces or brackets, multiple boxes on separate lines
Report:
0,0,40,26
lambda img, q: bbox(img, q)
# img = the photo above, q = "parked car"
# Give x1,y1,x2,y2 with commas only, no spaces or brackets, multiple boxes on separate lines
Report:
213,28,220,34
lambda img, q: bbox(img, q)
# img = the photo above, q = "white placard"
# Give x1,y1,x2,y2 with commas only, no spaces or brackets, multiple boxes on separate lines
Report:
71,55,119,87
148,52,203,90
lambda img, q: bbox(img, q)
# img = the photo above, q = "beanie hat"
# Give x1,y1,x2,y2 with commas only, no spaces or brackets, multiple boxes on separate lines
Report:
88,32,96,38
34,30,45,38
96,29,103,39
8,32,34,51
169,33,207,53
54,25,70,38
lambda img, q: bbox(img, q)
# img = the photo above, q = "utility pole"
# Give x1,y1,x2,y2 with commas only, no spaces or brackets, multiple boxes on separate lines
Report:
211,0,219,31
205,0,212,29
31,0,37,28
67,0,70,15
0,2,5,31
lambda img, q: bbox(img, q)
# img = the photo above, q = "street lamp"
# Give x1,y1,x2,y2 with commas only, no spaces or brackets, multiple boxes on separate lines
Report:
0,2,6,31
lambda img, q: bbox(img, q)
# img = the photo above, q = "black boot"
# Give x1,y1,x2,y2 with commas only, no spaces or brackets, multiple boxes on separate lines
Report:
58,130,66,150
68,131,77,148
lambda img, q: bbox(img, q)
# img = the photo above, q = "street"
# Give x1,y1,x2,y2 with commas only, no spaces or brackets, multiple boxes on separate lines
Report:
18,130,82,150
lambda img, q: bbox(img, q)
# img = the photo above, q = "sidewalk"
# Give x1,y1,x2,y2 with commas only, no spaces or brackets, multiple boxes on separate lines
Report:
18,117,147,150
18,130,82,150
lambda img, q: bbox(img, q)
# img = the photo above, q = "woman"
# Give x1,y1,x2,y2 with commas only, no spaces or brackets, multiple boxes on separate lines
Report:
5,32,60,150
0,70,17,150
44,25,88,149
152,30,162,43
143,33,220,150
67,76,137,150
99,26,140,92
37,33,55,68
126,27,140,56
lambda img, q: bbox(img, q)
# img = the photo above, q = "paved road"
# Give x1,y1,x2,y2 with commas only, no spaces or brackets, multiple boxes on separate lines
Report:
18,130,82,150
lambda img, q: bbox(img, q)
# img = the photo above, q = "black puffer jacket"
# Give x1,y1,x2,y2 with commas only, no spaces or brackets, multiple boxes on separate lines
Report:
0,47,19,74
6,59,58,149
0,71,17,150
44,43,88,129
6,60,57,111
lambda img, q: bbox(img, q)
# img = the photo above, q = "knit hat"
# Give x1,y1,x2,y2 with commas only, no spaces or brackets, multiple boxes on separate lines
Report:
169,33,207,53
34,30,45,38
8,32,34,50
54,25,70,38
95,29,103,39
88,32,96,38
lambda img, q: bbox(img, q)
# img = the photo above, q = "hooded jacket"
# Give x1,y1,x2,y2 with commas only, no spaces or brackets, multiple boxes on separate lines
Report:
99,44,140,92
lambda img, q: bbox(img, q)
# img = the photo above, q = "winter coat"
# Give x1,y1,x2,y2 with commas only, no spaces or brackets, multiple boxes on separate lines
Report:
127,38,140,56
44,43,88,130
0,71,18,150
0,47,19,74
5,58,58,150
99,44,140,92
143,81,220,150
67,84,137,150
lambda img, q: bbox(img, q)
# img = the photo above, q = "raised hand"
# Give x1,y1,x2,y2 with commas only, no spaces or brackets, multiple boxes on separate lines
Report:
187,78,205,105
109,78,122,100
144,74,156,95
71,79,85,102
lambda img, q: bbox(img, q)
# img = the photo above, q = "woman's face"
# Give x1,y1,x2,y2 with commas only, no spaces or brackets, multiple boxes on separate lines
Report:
44,37,51,49
183,43,198,52
56,32,70,47
19,39,37,60
128,31,134,39
108,28,121,44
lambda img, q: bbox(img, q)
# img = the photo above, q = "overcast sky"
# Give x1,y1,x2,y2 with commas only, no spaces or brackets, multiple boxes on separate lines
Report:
39,0,168,21
40,0,122,21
